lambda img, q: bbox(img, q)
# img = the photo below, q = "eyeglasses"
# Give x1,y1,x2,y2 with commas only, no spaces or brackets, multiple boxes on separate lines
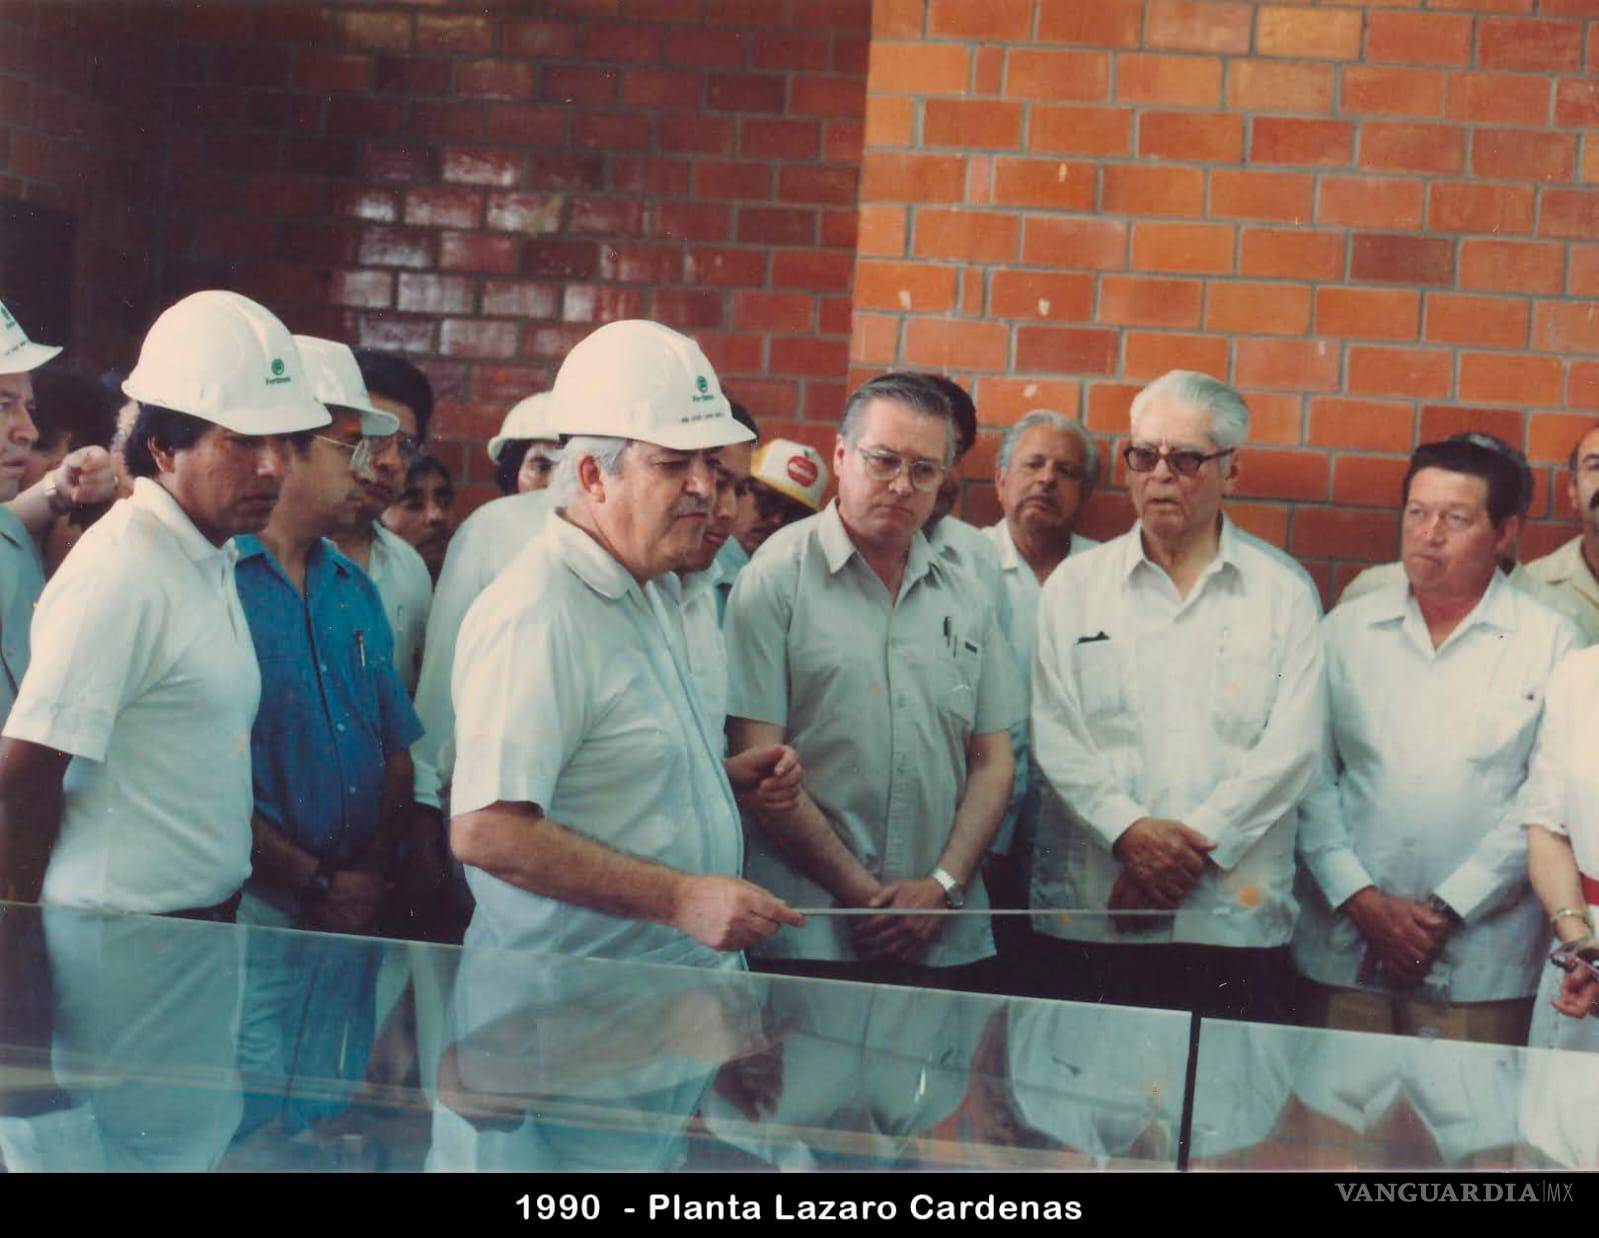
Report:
519,454,556,479
313,434,375,474
393,433,423,462
1122,444,1234,477
854,445,946,493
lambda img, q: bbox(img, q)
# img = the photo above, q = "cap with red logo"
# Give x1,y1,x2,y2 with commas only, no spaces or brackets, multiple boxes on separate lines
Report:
750,438,828,511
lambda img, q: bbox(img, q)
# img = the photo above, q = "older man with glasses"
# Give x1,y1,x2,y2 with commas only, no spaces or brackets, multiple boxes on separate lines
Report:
1028,370,1325,1021
725,371,1021,990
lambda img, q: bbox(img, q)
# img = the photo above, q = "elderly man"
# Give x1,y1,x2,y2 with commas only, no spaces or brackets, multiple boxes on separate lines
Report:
486,392,561,495
725,371,1021,989
1030,370,1324,1021
449,320,803,966
1525,422,1599,643
1295,438,1579,1045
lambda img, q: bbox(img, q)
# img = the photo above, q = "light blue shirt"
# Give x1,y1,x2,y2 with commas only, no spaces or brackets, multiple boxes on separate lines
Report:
0,504,44,726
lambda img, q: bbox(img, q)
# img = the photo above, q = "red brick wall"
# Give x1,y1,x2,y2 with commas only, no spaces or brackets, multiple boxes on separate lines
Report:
0,2,171,370
156,0,869,510
854,0,1599,604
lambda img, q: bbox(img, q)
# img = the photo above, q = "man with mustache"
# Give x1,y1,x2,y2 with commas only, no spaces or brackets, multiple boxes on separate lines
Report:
1525,422,1599,643
725,371,1021,989
449,320,804,966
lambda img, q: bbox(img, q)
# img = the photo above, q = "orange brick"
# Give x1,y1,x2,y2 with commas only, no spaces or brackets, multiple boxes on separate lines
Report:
1205,282,1313,336
1210,170,1314,224
864,96,914,147
857,204,907,257
1568,361,1599,411
1123,332,1230,382
1364,12,1475,67
1360,123,1465,175
1347,346,1453,398
923,99,1023,150
868,42,970,94
1098,276,1204,328
1116,54,1222,107
1086,382,1141,433
974,377,1083,426
991,158,1096,210
1225,61,1335,115
1241,390,1305,446
1556,79,1599,130
872,0,925,39
1318,176,1425,230
1459,239,1565,294
1532,301,1599,353
1138,111,1244,164
1459,352,1562,404
1257,6,1363,60
974,46,1004,95
1236,338,1341,391
1472,130,1575,183
1102,165,1205,217
1428,182,1535,235
850,313,901,365
1028,106,1134,156
1232,449,1329,502
960,267,983,311
1239,228,1346,280
1583,137,1599,186
904,318,1010,371
1251,118,1354,167
1035,0,1144,48
1478,18,1583,72
1291,508,1400,563
1542,189,1599,240
1332,455,1410,508
1021,217,1129,269
1528,411,1597,464
927,0,1034,41
859,152,966,203
1569,245,1599,295
1418,404,1527,448
1014,326,1119,374
852,259,958,312
1145,0,1253,54
1425,293,1530,349
1004,50,1110,102
1308,397,1417,453
1316,287,1421,341
1446,72,1550,126
1131,222,1235,275
1340,67,1445,118
989,270,1096,321
1228,502,1292,553
913,209,1020,264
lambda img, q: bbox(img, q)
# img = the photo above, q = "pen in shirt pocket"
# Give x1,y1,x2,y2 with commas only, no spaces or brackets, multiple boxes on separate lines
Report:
355,630,367,668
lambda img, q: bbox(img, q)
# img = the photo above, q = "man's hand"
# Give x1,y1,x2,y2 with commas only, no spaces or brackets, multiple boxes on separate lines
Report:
1107,869,1178,935
1111,818,1215,904
302,869,390,935
670,874,805,952
1552,958,1599,1020
725,743,803,814
1343,887,1449,987
53,446,115,508
850,877,948,962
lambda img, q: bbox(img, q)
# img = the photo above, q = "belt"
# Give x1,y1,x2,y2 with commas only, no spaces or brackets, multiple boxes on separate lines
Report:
1583,873,1599,907
161,890,242,924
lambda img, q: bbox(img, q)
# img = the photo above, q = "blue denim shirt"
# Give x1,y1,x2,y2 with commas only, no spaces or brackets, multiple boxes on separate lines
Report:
234,536,423,862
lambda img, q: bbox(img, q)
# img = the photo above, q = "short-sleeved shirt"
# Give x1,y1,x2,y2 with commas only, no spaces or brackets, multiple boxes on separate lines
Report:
412,489,553,809
0,504,45,726
451,513,743,968
1523,535,1599,646
712,536,749,624
724,501,1023,966
679,559,728,744
4,479,260,913
234,535,424,866
366,523,432,695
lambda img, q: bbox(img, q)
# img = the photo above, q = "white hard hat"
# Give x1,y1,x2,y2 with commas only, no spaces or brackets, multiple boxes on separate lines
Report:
293,335,400,437
547,320,753,451
122,290,329,435
487,392,561,463
0,299,62,375
751,438,828,511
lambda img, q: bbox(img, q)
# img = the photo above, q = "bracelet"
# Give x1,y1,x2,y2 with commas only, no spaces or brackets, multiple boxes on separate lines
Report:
1551,906,1594,931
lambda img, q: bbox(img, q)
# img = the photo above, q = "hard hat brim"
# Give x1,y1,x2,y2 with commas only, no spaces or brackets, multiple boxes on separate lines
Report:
121,373,332,434
632,417,757,452
0,341,62,376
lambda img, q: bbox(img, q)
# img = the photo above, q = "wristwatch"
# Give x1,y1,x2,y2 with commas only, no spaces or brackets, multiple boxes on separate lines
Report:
930,867,966,910
41,471,71,515
306,856,338,901
1426,893,1462,926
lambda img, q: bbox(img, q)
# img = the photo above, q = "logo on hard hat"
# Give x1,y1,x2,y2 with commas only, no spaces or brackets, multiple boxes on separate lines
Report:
265,357,291,386
787,454,819,488
690,374,716,404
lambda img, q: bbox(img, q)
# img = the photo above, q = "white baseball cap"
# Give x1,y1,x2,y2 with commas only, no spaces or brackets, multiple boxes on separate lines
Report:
751,438,828,511
487,392,561,463
293,335,401,437
547,320,753,451
0,299,62,375
122,290,329,435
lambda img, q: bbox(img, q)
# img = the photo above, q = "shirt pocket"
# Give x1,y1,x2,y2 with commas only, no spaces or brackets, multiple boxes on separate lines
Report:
1071,639,1126,725
1212,617,1277,749
1469,683,1542,767
930,630,982,732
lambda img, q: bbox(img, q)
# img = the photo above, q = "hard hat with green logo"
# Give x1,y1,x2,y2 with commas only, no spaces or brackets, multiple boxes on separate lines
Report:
122,290,329,435
0,298,63,375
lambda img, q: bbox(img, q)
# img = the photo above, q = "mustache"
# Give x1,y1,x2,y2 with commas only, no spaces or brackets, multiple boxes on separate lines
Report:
1590,489,1599,511
674,498,711,517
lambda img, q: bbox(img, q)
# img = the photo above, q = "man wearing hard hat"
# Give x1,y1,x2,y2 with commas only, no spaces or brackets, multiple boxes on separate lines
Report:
487,392,562,496
0,290,329,917
448,319,805,966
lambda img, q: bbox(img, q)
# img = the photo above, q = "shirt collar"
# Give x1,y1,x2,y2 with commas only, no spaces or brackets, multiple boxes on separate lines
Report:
233,533,341,589
817,499,935,585
1121,513,1241,586
551,512,644,602
1376,567,1515,644
130,477,234,567
679,554,723,602
0,504,29,551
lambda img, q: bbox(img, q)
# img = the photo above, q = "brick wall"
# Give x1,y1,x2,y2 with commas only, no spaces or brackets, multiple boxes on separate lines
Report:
156,0,869,510
0,2,171,370
854,0,1599,604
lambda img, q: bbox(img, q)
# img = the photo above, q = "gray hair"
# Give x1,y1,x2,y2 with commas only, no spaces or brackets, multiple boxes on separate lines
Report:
837,372,956,466
549,435,631,508
1128,370,1250,452
997,410,1101,487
